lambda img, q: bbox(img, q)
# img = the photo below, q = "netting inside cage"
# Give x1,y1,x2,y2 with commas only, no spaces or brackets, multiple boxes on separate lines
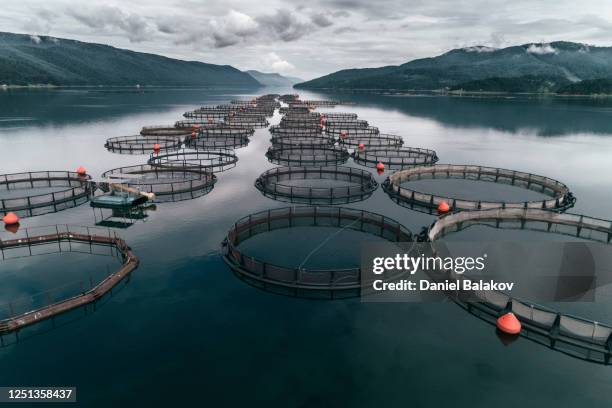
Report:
0,171,92,218
340,133,404,148
383,164,575,212
323,119,369,128
189,134,249,149
223,206,412,297
353,146,439,169
101,164,216,202
265,145,350,166
321,112,358,120
148,150,238,173
426,208,612,364
104,135,183,155
255,166,378,204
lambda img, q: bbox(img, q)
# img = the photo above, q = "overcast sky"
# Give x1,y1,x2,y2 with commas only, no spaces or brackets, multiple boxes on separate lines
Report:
2,0,612,79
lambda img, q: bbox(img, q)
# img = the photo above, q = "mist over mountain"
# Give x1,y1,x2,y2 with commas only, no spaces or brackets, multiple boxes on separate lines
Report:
245,70,302,87
295,42,612,92
0,32,260,87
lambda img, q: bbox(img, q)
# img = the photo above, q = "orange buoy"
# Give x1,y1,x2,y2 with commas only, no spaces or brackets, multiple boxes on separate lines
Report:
376,162,385,171
358,143,365,151
76,166,87,176
3,212,20,225
437,201,450,214
497,312,521,335
153,143,161,152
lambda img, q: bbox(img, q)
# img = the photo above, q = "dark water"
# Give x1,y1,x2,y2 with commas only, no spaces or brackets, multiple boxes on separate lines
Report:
1,87,612,407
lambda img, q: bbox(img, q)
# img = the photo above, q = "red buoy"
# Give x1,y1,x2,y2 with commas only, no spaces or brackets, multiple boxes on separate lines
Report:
497,312,521,335
3,212,20,225
437,201,450,214
153,143,161,153
76,166,87,176
376,162,385,171
358,143,365,151
191,131,197,139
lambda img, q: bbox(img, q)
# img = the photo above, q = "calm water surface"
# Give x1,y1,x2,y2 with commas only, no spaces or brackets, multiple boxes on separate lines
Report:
1,87,612,407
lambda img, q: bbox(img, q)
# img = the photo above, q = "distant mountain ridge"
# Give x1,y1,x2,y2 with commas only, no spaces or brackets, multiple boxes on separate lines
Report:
295,42,612,92
0,32,260,87
246,70,302,87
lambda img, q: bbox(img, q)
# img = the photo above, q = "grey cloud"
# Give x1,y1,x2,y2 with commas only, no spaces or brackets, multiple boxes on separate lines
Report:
67,5,151,42
311,13,334,28
256,9,313,42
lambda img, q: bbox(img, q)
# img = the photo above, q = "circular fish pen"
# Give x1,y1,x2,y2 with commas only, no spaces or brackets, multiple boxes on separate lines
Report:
324,119,369,128
0,225,138,336
383,164,575,212
353,146,439,169
225,117,269,128
222,206,412,298
265,145,349,166
428,208,612,364
140,126,192,137
148,150,239,173
104,135,183,155
1,171,92,218
254,166,378,204
189,134,249,149
326,126,380,138
340,133,404,148
101,164,217,202
321,113,358,120
269,126,323,136
270,135,336,148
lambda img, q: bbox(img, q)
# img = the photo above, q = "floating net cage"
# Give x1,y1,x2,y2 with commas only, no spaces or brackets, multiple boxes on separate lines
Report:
324,119,369,128
222,206,413,298
270,135,336,148
427,208,612,364
353,146,439,169
255,166,378,204
269,125,323,136
282,112,321,120
383,164,575,213
280,94,299,103
148,150,238,173
321,112,359,120
183,111,230,120
1,171,92,218
340,133,404,148
104,135,183,155
326,126,380,138
280,117,321,127
225,117,269,128
140,126,192,137
279,106,310,115
174,120,251,129
189,134,249,149
101,164,217,203
266,145,350,166
0,225,138,337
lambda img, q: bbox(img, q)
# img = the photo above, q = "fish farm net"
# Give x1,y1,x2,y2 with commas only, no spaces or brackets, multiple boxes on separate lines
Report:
326,126,380,138
270,135,336,148
321,113,358,120
223,206,412,298
427,208,612,364
383,164,575,212
189,134,249,149
140,126,192,137
101,164,217,202
269,126,323,136
265,145,350,166
254,166,378,204
0,225,138,335
104,135,183,155
340,134,404,148
0,171,92,218
353,146,439,169
148,150,239,173
323,119,369,128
